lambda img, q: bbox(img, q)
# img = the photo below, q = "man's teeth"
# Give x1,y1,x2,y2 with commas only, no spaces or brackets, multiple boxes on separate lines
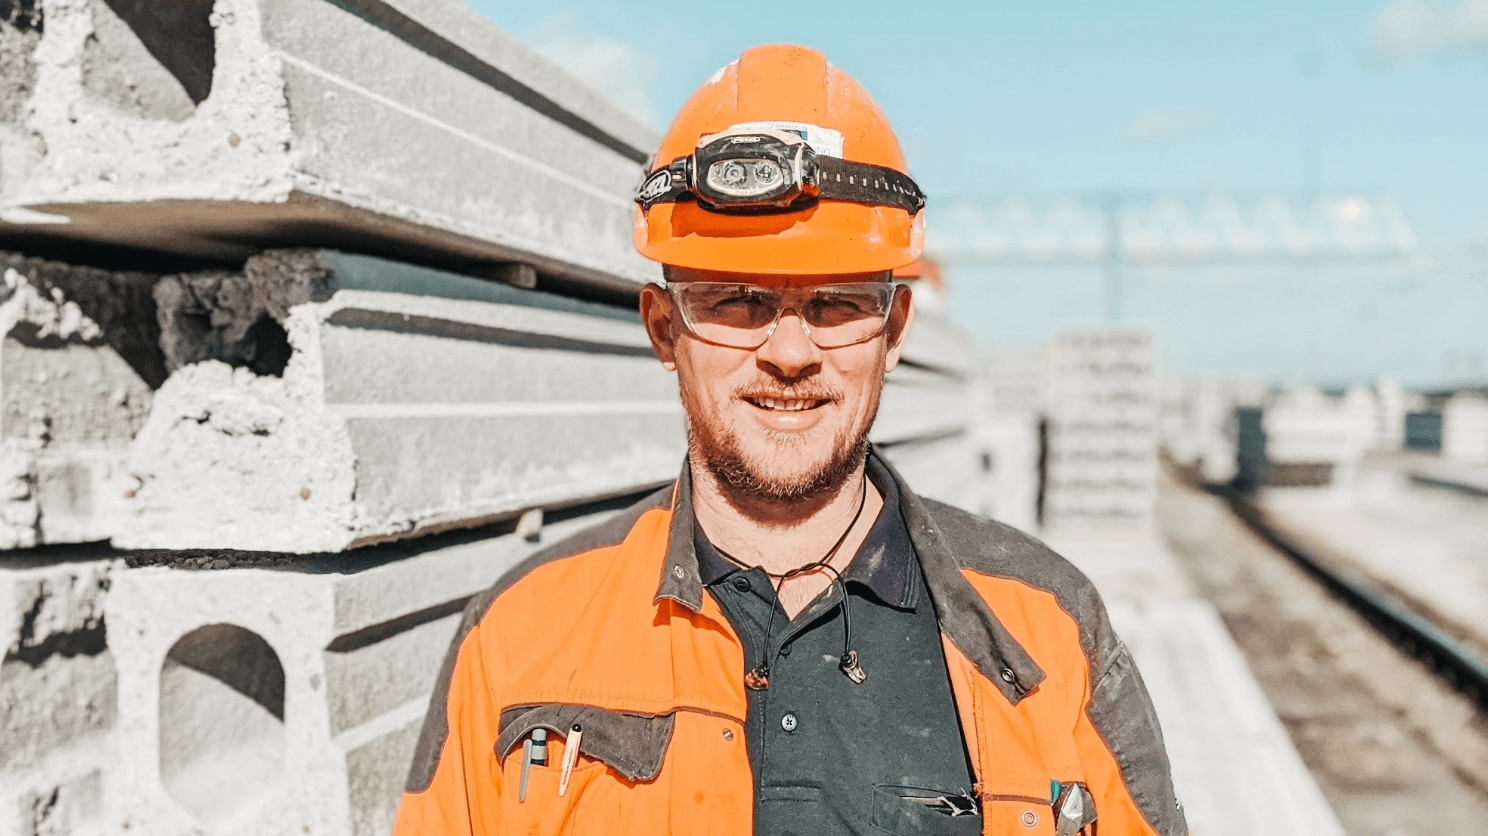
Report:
754,397,820,411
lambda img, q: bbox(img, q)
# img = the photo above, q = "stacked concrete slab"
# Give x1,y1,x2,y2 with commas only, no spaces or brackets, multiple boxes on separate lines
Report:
1442,392,1488,463
1261,386,1366,487
1043,330,1158,526
969,353,1045,532
1,553,120,836
0,0,657,294
123,249,685,552
873,305,978,507
0,1,987,833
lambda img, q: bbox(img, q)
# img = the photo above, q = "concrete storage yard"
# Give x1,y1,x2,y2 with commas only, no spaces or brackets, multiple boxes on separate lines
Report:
2,0,1467,834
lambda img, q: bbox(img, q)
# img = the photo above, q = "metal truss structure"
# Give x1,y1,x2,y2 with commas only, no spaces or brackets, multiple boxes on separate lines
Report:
927,191,1421,319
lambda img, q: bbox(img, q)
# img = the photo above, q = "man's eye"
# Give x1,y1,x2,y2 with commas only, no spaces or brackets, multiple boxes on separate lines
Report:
810,296,876,318
712,294,773,313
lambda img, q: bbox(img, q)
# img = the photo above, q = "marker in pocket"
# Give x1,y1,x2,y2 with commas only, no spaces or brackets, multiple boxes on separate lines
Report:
557,724,583,797
518,729,547,803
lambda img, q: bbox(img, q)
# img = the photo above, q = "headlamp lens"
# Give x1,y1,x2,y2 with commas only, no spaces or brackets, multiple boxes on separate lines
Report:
705,158,787,198
718,161,747,188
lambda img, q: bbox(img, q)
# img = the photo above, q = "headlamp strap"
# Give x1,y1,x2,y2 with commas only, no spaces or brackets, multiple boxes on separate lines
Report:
815,158,925,214
636,156,925,215
636,158,694,210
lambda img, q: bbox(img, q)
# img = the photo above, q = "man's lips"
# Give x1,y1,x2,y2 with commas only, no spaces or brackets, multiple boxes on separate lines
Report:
742,395,832,412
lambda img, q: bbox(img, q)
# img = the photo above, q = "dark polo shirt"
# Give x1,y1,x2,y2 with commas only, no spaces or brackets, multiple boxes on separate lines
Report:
694,457,981,835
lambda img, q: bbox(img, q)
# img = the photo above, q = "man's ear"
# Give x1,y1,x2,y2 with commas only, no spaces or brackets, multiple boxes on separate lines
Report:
639,283,678,371
883,283,915,373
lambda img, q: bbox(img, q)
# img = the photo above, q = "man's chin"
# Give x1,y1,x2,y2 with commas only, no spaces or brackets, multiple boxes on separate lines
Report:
697,433,867,505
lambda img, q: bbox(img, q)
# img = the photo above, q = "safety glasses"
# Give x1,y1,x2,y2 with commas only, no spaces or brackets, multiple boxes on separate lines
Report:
667,282,898,350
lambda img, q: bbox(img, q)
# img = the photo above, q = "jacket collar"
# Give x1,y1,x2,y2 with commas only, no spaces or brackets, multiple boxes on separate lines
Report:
652,446,1046,705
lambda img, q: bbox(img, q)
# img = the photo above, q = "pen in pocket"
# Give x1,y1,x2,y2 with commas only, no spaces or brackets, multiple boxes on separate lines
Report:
558,724,583,797
518,728,547,803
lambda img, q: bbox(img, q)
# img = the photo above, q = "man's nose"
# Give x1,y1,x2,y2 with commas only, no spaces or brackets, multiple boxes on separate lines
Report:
755,310,821,378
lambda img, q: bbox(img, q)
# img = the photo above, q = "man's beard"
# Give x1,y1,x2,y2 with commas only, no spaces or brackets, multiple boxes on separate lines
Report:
685,380,879,504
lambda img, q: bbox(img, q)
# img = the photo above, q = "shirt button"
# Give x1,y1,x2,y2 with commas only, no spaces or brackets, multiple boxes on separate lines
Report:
672,565,684,580
780,713,798,732
1000,668,1015,683
731,576,751,592
722,728,735,742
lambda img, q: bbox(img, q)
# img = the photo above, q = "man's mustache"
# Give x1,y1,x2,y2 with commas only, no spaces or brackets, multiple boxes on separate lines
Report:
734,381,843,403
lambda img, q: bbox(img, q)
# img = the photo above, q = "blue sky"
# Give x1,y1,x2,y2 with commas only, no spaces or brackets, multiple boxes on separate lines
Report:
473,0,1488,387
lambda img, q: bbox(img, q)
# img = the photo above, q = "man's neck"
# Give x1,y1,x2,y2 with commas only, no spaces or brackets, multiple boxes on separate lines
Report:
689,458,885,580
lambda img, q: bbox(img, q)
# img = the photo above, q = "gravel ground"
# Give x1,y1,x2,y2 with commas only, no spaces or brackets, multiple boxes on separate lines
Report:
1157,467,1488,836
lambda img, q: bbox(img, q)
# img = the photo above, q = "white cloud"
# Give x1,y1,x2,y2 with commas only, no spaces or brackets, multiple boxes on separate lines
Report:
1368,0,1488,61
532,17,661,128
1122,109,1224,141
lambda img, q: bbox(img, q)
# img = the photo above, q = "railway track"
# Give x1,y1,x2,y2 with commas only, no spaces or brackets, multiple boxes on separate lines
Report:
1158,469,1488,832
1222,488,1488,713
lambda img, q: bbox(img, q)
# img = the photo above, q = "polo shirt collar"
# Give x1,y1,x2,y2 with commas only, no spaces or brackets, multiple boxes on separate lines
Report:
690,455,919,611
653,446,1046,705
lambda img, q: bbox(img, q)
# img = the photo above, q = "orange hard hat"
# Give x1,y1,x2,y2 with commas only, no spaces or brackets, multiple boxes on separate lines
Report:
633,44,924,276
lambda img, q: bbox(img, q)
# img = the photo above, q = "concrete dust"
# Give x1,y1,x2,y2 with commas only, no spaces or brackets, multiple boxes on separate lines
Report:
1157,468,1488,836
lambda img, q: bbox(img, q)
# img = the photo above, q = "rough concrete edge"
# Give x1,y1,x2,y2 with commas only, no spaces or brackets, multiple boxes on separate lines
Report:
10,0,296,207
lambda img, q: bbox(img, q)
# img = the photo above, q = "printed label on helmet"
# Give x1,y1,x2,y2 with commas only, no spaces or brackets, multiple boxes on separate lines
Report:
729,121,844,159
637,170,673,203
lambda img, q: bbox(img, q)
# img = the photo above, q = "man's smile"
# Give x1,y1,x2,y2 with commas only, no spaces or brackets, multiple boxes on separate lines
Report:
743,396,832,412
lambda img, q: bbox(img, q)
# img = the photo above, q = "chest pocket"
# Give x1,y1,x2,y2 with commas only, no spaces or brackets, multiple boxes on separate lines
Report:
497,704,676,781
495,704,676,835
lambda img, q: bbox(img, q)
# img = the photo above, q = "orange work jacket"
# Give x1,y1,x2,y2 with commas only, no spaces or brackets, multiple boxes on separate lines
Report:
393,453,1187,835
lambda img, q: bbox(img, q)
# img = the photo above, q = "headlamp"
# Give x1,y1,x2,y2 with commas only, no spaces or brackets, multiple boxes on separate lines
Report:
636,127,925,216
692,129,817,210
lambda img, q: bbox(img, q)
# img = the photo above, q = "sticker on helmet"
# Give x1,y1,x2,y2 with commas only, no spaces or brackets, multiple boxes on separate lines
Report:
729,121,844,159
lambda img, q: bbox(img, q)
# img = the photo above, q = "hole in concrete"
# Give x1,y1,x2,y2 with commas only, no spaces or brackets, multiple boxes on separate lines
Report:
159,624,286,828
242,315,292,377
83,0,215,121
0,0,41,31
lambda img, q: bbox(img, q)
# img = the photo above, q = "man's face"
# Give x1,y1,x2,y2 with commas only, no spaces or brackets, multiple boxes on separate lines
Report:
640,266,914,504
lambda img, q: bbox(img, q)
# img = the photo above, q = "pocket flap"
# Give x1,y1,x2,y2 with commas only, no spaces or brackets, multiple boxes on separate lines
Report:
496,704,675,782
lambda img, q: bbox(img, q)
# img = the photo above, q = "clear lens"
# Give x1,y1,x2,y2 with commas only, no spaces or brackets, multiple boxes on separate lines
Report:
672,283,894,349
705,159,787,198
718,161,747,188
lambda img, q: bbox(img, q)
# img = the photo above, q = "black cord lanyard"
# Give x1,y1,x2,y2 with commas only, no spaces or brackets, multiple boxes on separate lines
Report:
713,476,870,689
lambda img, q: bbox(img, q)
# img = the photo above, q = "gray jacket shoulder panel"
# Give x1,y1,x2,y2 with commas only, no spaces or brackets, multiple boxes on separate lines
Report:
916,498,1119,673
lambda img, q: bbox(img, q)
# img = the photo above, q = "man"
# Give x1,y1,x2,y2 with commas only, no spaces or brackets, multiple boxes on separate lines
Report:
394,44,1186,836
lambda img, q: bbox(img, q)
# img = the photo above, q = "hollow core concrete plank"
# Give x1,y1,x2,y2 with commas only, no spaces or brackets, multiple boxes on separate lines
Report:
116,251,686,552
0,0,658,293
104,502,621,836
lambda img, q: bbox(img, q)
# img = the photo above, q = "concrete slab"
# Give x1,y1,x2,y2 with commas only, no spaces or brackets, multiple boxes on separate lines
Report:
1256,470,1488,656
0,0,658,295
1408,450,1488,495
115,249,685,552
1044,330,1159,527
1,252,159,547
103,500,624,836
1109,599,1347,836
1,555,120,836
